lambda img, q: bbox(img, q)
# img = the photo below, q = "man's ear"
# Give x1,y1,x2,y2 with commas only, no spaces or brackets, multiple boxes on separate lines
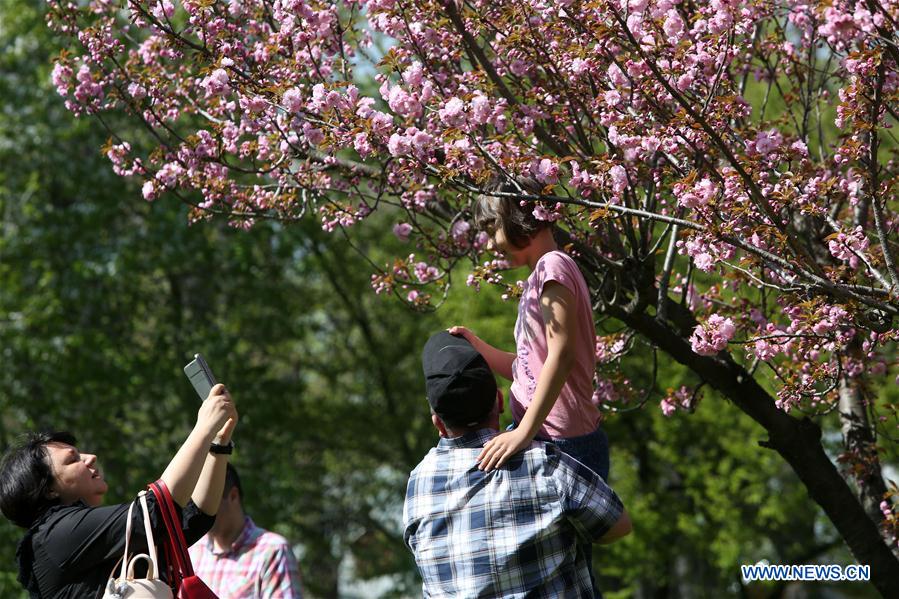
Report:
432,414,449,438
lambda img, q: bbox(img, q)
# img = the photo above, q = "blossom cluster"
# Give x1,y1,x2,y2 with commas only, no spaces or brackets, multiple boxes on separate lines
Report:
690,315,736,356
44,0,899,421
660,386,699,417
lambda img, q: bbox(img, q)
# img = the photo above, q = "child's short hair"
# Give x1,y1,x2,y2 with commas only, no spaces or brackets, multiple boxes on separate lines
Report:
473,177,550,249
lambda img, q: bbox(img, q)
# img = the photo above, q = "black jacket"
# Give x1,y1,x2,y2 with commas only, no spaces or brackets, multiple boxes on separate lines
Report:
16,494,214,598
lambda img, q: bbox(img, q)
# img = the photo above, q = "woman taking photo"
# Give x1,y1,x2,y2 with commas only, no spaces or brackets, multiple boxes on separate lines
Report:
0,383,238,598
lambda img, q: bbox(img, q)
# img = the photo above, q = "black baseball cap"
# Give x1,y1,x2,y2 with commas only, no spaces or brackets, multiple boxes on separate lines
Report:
422,331,498,427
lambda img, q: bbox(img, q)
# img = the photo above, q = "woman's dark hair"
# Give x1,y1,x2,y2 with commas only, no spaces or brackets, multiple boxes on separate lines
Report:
473,176,550,249
0,431,76,528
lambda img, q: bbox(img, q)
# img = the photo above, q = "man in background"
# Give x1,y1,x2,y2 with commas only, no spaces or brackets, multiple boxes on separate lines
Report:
190,463,303,598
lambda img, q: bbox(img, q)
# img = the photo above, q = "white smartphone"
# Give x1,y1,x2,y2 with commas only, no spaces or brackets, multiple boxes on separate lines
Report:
183,353,217,400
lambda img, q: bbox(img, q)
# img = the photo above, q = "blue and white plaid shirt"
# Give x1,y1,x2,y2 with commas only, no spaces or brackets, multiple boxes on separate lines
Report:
403,429,624,598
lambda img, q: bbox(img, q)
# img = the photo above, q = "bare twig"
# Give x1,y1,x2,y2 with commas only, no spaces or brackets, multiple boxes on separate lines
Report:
656,224,680,323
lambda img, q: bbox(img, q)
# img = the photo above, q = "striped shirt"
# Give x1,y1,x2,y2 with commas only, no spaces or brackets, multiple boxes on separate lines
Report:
189,516,303,599
403,429,623,598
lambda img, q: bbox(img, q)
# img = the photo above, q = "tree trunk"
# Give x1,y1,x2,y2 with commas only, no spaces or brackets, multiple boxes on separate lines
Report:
838,366,895,555
839,189,897,556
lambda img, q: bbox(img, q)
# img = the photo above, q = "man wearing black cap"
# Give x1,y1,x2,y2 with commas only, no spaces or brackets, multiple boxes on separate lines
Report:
403,331,631,598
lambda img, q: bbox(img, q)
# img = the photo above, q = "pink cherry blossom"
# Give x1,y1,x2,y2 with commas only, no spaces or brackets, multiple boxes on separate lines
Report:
472,231,489,251
570,58,589,75
676,177,717,209
201,68,230,97
690,315,736,356
609,164,628,194
73,64,103,105
752,338,780,361
532,204,561,222
533,158,559,185
748,130,783,156
414,261,439,283
470,94,491,125
51,62,72,96
354,132,373,157
156,162,184,188
387,133,411,156
142,180,157,201
150,0,175,20
410,129,432,150
509,59,528,77
402,62,424,87
393,223,412,241
604,90,622,107
663,11,685,42
607,63,628,86
438,97,466,128
451,219,471,243
370,111,394,135
828,226,870,268
819,6,860,48
283,87,304,113
386,85,421,117
660,386,694,416
302,122,324,146
660,397,677,416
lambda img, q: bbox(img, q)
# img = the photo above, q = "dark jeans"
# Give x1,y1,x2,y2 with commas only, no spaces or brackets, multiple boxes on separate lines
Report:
506,423,610,480
540,426,610,481
510,424,610,597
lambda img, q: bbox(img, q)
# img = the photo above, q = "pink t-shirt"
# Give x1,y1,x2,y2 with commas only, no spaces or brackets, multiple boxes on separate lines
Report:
511,250,600,439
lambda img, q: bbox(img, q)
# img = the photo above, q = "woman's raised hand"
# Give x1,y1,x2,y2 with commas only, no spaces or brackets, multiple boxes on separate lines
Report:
213,385,238,443
163,384,239,506
197,384,237,440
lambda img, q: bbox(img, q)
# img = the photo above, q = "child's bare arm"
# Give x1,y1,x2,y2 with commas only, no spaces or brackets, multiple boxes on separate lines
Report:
517,281,577,436
477,281,577,471
448,326,515,380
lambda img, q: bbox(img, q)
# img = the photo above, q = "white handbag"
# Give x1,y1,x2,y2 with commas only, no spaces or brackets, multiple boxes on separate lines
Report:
102,490,174,599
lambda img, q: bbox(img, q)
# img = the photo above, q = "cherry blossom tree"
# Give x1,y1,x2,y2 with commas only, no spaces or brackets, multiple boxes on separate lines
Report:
46,0,899,592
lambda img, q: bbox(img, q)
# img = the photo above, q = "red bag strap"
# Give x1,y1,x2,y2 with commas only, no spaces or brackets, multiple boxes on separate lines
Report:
156,481,194,575
148,481,183,591
150,480,194,578
151,480,194,576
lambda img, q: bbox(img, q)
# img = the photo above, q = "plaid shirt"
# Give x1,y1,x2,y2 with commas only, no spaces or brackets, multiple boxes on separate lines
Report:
403,429,623,598
189,516,303,599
